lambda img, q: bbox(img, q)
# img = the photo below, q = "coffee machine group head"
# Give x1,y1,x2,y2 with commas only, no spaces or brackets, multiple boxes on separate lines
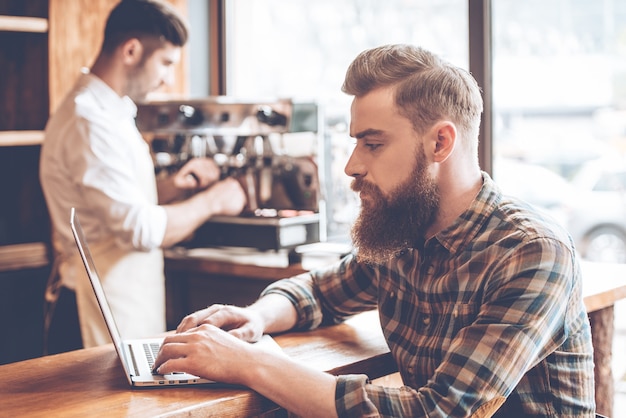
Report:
135,97,323,251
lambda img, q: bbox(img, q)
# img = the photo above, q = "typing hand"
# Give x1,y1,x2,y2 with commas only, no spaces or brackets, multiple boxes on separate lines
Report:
152,324,254,383
176,304,265,343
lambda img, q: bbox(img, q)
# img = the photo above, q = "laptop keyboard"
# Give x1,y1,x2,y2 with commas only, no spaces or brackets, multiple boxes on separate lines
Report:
143,342,161,374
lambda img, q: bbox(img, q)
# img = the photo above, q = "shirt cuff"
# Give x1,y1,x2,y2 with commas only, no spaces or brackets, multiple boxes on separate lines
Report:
335,374,379,417
260,273,324,330
150,205,167,248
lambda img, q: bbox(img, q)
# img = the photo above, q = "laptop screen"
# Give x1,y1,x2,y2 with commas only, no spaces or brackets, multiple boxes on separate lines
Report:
70,207,133,383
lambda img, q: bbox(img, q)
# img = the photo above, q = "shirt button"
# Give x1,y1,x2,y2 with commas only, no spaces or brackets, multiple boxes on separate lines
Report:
422,316,431,325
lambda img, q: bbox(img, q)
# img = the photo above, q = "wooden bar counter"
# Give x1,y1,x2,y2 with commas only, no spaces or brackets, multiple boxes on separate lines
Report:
580,261,626,417
1,254,625,416
0,310,393,418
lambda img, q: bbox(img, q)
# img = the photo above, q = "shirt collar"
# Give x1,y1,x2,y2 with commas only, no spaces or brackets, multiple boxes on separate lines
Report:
428,171,502,254
78,70,138,118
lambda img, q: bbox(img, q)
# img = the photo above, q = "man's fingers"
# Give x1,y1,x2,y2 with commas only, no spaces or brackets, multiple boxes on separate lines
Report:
185,172,200,187
176,305,225,333
154,357,188,375
227,324,261,342
153,340,188,372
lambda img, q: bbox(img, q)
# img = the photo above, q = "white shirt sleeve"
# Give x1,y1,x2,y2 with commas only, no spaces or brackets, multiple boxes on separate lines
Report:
74,106,167,251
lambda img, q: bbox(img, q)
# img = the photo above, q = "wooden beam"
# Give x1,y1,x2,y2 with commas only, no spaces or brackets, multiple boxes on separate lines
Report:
0,16,48,33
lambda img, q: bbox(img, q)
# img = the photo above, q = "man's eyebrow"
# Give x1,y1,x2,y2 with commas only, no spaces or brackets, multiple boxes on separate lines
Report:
354,128,384,139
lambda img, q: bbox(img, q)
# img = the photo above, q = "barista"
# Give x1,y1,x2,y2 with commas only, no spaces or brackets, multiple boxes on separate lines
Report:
39,0,246,352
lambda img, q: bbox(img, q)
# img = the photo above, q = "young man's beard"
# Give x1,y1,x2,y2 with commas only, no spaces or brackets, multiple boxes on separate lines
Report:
350,151,439,265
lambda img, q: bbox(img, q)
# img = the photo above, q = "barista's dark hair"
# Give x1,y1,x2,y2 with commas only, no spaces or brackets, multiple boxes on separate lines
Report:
101,0,189,55
342,44,483,152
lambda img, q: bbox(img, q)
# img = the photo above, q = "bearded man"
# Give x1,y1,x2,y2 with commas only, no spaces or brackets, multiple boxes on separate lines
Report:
152,44,595,418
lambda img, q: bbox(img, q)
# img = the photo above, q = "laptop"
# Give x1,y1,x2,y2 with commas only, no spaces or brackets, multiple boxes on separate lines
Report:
69,207,280,387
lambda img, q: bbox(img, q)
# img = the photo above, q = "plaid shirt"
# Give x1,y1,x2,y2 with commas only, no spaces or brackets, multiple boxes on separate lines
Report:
262,172,595,417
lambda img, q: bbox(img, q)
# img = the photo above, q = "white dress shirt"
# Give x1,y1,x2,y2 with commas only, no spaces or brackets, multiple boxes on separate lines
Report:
40,71,167,347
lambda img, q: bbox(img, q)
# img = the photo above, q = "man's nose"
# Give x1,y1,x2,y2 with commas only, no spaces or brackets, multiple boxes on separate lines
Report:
344,149,365,178
163,68,175,86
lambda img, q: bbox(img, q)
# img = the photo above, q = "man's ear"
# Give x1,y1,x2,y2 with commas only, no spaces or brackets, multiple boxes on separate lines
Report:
120,38,144,66
432,121,456,163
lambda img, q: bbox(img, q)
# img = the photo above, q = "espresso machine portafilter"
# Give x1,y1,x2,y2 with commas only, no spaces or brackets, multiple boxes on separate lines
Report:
135,97,323,251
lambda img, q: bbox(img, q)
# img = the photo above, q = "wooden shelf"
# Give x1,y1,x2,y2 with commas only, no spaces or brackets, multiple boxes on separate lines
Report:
0,16,48,33
0,131,45,146
0,242,49,273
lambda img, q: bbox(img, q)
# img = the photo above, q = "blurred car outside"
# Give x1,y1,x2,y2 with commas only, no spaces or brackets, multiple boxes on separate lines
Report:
494,157,626,264
566,156,626,264
494,157,574,228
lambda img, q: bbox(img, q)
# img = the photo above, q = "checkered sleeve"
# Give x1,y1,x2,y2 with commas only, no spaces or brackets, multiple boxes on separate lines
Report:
260,271,325,330
336,375,435,417
335,375,380,417
261,253,378,330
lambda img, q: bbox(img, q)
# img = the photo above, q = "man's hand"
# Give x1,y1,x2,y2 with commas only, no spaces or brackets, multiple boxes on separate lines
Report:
177,304,266,342
199,177,247,217
154,296,337,417
160,176,246,247
174,158,220,189
153,324,260,384
177,295,298,340
153,320,338,418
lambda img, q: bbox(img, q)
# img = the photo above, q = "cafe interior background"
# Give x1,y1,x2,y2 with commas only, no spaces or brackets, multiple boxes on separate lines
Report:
1,0,626,402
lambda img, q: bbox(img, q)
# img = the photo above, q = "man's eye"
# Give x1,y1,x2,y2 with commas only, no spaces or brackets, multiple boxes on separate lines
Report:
365,143,382,151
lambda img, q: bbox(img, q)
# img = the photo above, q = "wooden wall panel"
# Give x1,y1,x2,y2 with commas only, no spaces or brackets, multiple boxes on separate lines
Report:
0,0,48,18
0,146,50,246
48,0,189,113
0,0,49,131
0,31,49,131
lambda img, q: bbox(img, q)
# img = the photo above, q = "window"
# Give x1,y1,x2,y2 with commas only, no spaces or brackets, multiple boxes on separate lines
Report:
492,0,626,262
224,0,468,240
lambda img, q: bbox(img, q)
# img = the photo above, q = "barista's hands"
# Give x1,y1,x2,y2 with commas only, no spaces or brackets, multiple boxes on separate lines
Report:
176,304,265,343
174,158,220,189
159,176,246,246
200,177,247,217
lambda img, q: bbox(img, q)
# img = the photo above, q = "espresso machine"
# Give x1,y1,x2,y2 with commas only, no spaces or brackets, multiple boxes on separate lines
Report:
135,97,323,252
